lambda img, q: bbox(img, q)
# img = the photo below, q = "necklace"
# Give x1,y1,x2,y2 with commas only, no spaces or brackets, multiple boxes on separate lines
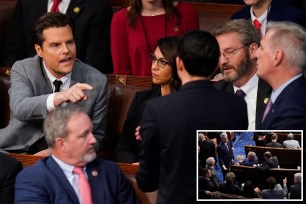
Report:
140,15,167,55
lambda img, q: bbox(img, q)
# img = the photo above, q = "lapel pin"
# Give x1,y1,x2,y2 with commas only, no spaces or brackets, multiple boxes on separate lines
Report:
173,26,179,32
91,171,98,176
264,98,269,104
73,7,80,13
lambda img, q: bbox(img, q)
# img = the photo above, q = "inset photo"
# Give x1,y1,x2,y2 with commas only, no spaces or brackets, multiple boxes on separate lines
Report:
197,131,302,201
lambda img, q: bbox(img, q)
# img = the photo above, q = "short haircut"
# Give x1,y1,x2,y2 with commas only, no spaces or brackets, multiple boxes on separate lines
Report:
44,105,84,147
264,151,272,159
206,157,215,167
212,19,260,46
271,133,278,140
220,132,227,138
225,172,235,184
266,21,306,72
266,176,276,190
294,173,302,183
33,12,73,47
198,133,205,141
287,133,294,140
247,151,256,160
177,30,219,77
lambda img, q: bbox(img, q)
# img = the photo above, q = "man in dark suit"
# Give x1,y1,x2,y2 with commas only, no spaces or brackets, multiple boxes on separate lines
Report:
231,0,306,37
15,106,138,204
217,132,234,179
255,21,306,131
136,30,248,203
0,151,23,204
0,12,108,154
198,132,216,167
212,19,271,130
4,0,113,73
256,151,278,171
289,173,301,199
266,133,283,148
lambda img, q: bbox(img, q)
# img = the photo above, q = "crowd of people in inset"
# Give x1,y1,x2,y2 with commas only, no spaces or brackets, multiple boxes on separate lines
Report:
197,132,302,199
0,0,305,203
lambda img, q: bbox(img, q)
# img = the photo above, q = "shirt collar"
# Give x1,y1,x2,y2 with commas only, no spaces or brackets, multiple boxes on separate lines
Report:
250,6,269,23
233,74,259,94
43,60,71,88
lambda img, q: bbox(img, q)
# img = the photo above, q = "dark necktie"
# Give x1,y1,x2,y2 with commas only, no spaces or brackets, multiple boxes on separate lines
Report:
53,80,62,93
235,89,246,98
51,0,62,12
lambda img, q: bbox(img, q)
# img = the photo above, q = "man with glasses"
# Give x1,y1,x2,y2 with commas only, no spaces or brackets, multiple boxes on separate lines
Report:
213,19,271,130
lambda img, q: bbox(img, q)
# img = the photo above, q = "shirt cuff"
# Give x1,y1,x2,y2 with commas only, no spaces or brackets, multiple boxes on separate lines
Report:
47,93,56,111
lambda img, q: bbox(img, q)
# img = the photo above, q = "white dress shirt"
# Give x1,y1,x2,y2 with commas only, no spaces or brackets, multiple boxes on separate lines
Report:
48,0,71,13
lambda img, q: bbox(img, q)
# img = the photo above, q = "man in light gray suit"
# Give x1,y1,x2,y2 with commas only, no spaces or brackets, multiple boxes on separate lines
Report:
283,133,300,149
0,12,107,154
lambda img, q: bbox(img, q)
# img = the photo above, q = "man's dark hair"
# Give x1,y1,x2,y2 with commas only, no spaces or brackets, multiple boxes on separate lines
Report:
266,176,276,190
177,30,219,77
33,12,73,47
264,151,272,159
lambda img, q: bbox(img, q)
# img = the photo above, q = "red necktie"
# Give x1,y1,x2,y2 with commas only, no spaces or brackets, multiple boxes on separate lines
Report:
262,99,273,122
73,167,93,204
51,0,62,12
253,19,262,37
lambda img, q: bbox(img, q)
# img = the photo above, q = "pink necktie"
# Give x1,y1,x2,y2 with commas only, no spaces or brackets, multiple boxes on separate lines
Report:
253,19,262,37
73,167,93,204
262,99,273,122
51,0,62,12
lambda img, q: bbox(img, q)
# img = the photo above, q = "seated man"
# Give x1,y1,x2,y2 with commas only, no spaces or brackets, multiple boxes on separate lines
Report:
289,173,301,199
266,133,283,148
239,151,258,166
0,12,107,154
262,176,287,199
0,151,23,203
15,106,139,203
256,151,278,171
283,133,300,149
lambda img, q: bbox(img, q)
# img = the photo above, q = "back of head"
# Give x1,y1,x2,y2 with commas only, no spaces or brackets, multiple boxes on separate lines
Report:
271,133,278,141
157,36,181,90
33,12,72,47
287,133,294,140
44,105,83,148
294,173,302,183
177,30,219,77
266,176,276,190
206,157,215,167
198,133,205,142
247,151,256,160
264,151,272,159
243,180,255,196
225,172,235,184
266,21,306,71
212,19,260,46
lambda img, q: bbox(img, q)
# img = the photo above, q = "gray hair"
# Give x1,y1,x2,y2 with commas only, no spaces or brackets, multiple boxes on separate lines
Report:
266,21,306,71
287,133,294,140
220,132,228,138
44,106,84,147
247,151,256,160
212,19,260,46
206,157,215,167
294,173,302,183
198,133,205,142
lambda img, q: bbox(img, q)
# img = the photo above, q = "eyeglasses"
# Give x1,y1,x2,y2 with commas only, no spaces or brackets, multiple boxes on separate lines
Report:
220,43,252,59
148,53,169,68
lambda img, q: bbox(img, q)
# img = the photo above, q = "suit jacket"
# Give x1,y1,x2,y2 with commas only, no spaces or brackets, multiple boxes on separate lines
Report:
0,152,23,204
214,78,271,129
259,76,306,131
231,0,306,28
198,139,216,166
15,156,139,204
0,55,108,151
262,189,284,199
256,156,279,171
283,140,300,149
5,0,113,73
217,141,234,169
266,141,283,148
136,80,248,203
289,183,301,199
115,86,161,163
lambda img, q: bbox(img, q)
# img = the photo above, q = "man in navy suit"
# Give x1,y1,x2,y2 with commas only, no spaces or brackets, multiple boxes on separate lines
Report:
15,106,139,204
213,19,271,130
217,132,235,179
231,0,306,37
136,30,248,203
5,0,113,73
256,21,306,131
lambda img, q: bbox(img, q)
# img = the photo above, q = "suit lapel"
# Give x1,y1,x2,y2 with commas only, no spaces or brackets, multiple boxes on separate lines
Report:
46,157,79,203
66,0,84,23
86,160,104,203
35,56,53,93
255,79,272,129
267,1,283,21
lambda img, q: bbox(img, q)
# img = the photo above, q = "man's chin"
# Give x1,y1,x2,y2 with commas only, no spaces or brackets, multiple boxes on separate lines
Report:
83,151,97,163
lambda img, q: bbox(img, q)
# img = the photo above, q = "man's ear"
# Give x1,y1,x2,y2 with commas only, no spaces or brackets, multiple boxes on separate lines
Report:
35,44,43,57
273,50,283,67
249,43,259,60
55,137,66,153
176,56,184,71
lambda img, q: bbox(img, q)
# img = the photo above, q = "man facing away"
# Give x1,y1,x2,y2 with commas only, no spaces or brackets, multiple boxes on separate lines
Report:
256,21,306,131
213,19,271,130
15,106,139,204
283,133,300,149
136,30,248,203
0,12,108,154
266,133,283,148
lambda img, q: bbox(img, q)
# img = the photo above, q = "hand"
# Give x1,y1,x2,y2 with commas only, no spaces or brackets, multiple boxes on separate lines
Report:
54,83,93,107
283,177,287,185
135,126,142,141
222,165,227,171
34,148,51,157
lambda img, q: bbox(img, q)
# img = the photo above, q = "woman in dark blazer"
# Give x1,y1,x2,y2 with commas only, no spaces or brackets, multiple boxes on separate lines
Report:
114,36,181,163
